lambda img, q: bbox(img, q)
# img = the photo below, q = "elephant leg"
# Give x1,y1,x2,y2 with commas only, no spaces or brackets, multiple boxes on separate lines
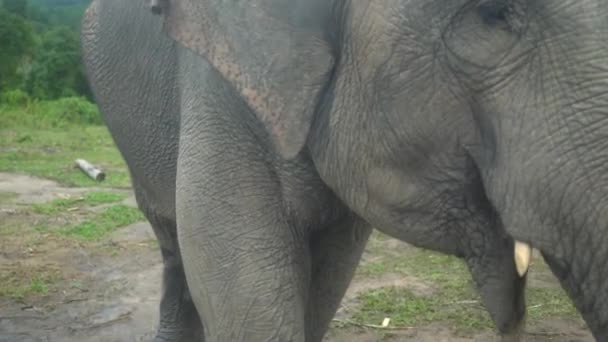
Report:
176,192,317,340
141,212,204,341
154,240,204,342
305,216,373,342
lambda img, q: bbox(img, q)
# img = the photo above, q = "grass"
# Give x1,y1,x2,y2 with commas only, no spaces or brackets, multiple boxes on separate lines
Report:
0,268,59,301
1,95,102,127
32,191,127,214
527,287,580,318
84,191,127,205
351,232,581,333
0,192,142,302
0,97,130,187
60,204,144,240
0,191,18,204
354,287,492,330
0,125,130,187
0,99,147,303
354,244,493,331
0,191,143,301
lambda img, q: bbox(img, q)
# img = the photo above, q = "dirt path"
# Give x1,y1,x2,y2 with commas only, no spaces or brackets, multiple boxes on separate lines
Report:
0,173,595,341
1,173,159,342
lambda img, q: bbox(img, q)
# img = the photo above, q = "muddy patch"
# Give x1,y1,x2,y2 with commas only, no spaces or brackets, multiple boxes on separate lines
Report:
0,172,159,342
0,222,162,342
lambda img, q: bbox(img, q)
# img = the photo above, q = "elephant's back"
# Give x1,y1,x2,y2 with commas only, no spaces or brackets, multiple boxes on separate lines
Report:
81,0,179,220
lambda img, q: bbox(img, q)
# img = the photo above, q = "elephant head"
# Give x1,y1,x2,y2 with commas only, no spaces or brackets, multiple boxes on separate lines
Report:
152,0,608,339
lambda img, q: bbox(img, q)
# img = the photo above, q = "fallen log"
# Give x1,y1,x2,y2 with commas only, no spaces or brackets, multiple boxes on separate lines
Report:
74,159,105,181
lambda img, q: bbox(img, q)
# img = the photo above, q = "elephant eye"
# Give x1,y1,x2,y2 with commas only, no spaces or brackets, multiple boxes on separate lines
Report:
443,0,525,70
477,0,510,27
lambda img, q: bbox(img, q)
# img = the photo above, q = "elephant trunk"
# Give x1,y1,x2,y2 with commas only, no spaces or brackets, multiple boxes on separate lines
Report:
501,191,608,340
471,23,608,336
465,232,527,336
478,138,608,340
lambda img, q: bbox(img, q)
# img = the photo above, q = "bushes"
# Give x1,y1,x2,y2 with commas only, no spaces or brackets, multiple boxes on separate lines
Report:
0,89,30,107
44,97,101,125
24,26,88,100
1,95,102,127
0,0,97,127
1,0,93,100
0,8,36,92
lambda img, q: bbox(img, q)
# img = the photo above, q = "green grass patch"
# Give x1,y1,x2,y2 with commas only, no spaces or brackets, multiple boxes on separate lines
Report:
352,232,582,332
0,125,130,187
354,286,491,330
0,191,18,204
357,237,471,284
357,261,389,277
32,191,127,214
0,97,129,187
84,191,126,205
60,204,144,240
527,287,579,318
354,249,493,332
0,270,59,301
0,96,102,127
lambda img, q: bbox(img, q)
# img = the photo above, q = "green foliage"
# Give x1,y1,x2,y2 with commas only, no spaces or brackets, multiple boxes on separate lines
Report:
0,95,102,128
0,8,36,92
47,97,101,125
2,0,27,17
28,0,89,31
1,96,101,127
25,26,86,100
0,0,92,101
0,88,30,106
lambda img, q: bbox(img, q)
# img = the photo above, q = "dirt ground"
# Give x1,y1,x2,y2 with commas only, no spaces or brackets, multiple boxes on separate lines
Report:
0,172,595,341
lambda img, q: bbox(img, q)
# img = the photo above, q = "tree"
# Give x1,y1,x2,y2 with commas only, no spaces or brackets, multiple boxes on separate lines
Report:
25,26,84,99
0,0,94,100
0,8,35,92
1,0,27,17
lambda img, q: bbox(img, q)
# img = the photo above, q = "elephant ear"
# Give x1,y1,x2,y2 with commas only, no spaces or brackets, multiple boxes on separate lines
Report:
158,0,335,159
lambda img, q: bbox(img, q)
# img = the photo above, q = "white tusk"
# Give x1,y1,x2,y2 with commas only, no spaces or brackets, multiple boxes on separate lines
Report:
514,241,532,277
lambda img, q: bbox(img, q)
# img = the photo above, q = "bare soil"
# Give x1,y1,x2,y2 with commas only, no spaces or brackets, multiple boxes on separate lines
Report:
0,173,595,341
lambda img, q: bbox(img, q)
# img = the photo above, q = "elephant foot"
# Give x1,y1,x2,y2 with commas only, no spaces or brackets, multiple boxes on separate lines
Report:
152,308,204,342
152,328,204,342
499,317,526,342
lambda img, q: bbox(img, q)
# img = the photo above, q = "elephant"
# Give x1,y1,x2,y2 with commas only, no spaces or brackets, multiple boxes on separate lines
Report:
80,0,608,340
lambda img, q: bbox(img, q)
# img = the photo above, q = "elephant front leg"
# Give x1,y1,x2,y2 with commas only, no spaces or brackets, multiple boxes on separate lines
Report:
142,213,204,342
176,194,313,341
154,247,204,342
305,216,372,341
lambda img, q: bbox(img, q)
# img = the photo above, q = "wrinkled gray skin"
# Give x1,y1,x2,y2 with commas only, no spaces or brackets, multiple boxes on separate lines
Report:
81,0,608,341
81,0,524,340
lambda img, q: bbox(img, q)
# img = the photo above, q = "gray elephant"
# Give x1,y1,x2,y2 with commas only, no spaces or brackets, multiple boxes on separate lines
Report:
80,0,608,341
